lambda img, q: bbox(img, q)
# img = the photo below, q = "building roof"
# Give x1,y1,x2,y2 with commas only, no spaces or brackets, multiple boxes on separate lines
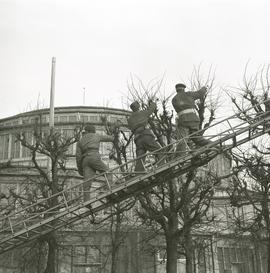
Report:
0,105,131,131
0,105,131,123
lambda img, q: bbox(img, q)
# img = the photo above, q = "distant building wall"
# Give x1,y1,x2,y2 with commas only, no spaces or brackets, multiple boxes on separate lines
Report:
0,106,267,273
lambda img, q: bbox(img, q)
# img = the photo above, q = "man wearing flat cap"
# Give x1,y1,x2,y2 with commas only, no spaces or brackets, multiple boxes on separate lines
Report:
128,100,161,172
76,124,114,201
172,83,212,154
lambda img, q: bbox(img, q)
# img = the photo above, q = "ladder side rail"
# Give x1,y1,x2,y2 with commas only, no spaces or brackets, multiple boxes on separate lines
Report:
0,142,264,242
0,114,268,235
190,103,270,142
199,116,270,151
1,173,128,238
1,117,270,253
0,198,114,253
0,204,55,235
0,197,98,246
1,101,270,242
225,119,270,148
197,112,269,143
2,104,268,222
202,98,270,131
0,111,267,227
0,147,141,221
202,114,270,145
2,99,269,222
0,157,137,222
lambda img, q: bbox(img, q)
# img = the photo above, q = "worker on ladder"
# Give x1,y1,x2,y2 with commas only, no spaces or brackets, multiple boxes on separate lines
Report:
128,100,162,172
172,83,215,155
76,124,114,201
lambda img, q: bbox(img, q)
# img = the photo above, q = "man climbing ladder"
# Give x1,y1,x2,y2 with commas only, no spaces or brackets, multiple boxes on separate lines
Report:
76,124,114,201
172,83,217,155
127,100,162,172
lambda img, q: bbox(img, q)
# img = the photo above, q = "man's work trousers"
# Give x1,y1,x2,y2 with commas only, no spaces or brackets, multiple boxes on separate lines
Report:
82,152,109,201
176,122,211,155
135,134,162,172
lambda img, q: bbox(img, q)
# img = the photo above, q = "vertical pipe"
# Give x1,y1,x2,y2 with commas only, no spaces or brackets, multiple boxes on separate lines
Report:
49,57,56,130
83,87,86,105
47,57,56,176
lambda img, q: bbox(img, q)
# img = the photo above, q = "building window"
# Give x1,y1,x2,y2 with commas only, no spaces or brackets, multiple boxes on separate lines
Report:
110,115,126,124
41,115,47,124
225,205,234,227
119,116,128,124
0,134,9,160
21,132,32,158
197,245,214,273
22,118,30,124
102,142,113,156
11,134,20,159
73,245,101,273
69,115,77,122
57,247,72,273
217,247,257,273
110,116,118,123
212,205,228,228
62,129,75,155
81,115,88,123
89,115,99,122
243,204,255,224
156,249,186,273
60,116,68,123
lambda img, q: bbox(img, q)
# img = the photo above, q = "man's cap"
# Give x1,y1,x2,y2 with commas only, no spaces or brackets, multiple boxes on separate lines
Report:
130,101,140,111
84,124,96,133
175,83,186,91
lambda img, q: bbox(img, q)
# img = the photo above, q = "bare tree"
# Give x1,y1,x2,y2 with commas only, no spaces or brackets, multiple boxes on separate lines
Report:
10,117,81,273
126,69,223,273
227,64,270,273
95,115,138,273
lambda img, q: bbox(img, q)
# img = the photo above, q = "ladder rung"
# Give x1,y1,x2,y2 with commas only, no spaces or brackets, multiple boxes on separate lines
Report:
1,105,270,255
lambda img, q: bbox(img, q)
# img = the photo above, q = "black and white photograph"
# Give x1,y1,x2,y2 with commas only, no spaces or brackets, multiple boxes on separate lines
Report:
0,0,270,272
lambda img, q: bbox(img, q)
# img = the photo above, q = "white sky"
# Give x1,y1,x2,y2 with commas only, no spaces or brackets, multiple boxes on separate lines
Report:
0,0,270,119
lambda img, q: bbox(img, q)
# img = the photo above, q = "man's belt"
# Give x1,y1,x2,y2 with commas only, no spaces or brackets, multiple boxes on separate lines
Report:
134,127,154,140
134,126,146,134
83,148,99,156
177,108,197,117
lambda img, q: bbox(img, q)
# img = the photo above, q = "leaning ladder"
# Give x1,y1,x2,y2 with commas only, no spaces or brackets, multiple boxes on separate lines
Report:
0,103,270,254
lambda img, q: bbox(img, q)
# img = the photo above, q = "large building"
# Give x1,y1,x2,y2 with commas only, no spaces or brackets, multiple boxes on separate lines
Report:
0,106,267,273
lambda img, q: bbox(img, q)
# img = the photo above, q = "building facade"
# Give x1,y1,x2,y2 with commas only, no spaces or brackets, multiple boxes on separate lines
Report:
0,106,267,273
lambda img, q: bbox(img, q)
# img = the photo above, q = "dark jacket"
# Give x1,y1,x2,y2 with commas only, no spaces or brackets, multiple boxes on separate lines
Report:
172,88,205,127
76,132,113,175
127,102,156,139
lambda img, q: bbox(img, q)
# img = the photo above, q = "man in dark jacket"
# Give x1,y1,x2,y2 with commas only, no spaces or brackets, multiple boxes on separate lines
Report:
127,100,162,172
76,124,114,201
172,83,212,154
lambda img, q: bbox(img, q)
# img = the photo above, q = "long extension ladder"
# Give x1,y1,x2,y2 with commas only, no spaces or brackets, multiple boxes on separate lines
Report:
0,103,270,254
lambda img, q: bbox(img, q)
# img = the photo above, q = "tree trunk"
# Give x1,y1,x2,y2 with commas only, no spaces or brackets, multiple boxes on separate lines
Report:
262,192,270,273
43,161,58,273
267,238,270,273
166,213,178,273
111,248,118,273
111,210,121,273
43,233,57,273
184,232,193,273
166,234,178,273
111,235,119,273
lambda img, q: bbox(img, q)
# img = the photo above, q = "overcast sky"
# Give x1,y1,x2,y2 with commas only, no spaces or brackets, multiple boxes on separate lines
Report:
0,0,269,119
